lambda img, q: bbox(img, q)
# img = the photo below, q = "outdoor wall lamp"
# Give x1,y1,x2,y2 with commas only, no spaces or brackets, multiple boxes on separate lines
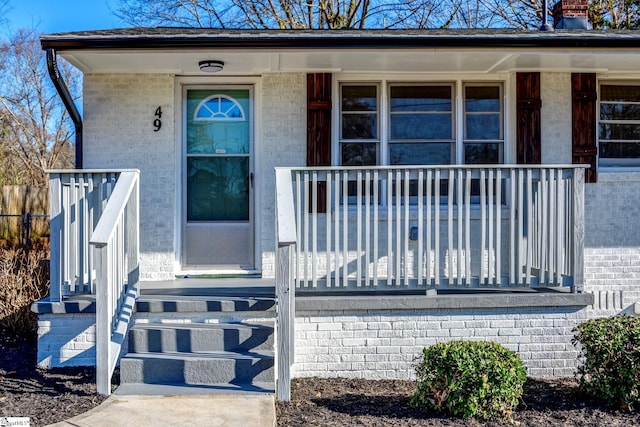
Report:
199,60,225,73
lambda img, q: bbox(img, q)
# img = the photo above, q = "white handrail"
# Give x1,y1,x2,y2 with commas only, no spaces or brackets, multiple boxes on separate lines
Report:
90,170,140,396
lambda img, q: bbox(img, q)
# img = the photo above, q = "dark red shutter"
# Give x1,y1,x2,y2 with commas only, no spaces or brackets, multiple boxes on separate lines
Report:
516,72,542,164
571,73,597,183
307,73,332,212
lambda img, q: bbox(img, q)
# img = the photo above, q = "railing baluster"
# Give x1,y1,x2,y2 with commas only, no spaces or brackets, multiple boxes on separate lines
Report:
334,172,340,288
395,170,402,287
311,171,318,289
480,169,486,286
326,172,332,288
434,169,440,288
417,169,424,287
365,170,371,288
496,169,502,287
517,169,524,287
488,169,494,287
426,169,432,288
387,170,393,286
447,170,454,287
303,172,309,287
403,170,410,287
509,169,516,287
373,170,379,287
69,174,78,294
342,170,348,288
464,169,471,286
526,168,533,287
456,169,463,286
295,171,302,289
556,170,564,284
356,170,363,288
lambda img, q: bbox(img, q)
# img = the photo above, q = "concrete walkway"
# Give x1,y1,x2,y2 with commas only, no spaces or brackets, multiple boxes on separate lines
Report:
48,394,276,427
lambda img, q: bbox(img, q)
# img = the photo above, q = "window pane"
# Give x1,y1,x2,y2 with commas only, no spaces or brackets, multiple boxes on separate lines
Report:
600,141,640,158
599,123,640,140
342,143,377,166
187,89,250,154
390,114,452,140
342,86,377,111
600,103,640,121
390,143,452,165
464,143,502,164
465,86,500,112
466,114,501,140
342,113,377,139
601,85,640,102
187,157,249,221
390,86,452,112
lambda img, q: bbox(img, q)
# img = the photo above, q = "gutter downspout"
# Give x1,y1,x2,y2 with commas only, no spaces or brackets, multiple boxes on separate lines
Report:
46,48,83,168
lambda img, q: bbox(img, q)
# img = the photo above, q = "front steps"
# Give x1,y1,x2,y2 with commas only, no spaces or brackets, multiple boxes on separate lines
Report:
118,285,276,395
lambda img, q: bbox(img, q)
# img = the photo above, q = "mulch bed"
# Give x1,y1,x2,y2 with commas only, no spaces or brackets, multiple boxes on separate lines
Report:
3,331,639,426
277,377,640,426
0,333,107,427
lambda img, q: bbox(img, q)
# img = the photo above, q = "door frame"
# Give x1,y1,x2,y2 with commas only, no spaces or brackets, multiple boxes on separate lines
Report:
175,77,262,273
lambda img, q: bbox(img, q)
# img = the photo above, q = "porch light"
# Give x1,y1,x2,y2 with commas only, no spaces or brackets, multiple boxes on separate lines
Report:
199,60,224,73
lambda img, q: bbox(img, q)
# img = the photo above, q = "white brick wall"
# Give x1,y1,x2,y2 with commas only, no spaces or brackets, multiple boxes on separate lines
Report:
259,73,307,277
36,314,96,368
84,74,177,280
292,308,589,379
541,73,572,164
584,171,640,317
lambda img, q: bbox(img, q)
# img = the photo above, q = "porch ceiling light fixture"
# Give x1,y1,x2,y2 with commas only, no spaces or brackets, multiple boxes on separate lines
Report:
199,60,224,73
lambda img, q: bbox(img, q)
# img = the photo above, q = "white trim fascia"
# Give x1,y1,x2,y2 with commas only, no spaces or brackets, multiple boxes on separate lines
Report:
334,72,511,81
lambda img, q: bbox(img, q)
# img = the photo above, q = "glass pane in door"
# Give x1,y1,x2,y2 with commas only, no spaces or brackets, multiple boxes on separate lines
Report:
187,157,249,221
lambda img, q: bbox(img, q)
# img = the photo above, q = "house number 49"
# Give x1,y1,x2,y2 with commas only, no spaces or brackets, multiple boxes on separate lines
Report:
153,107,162,132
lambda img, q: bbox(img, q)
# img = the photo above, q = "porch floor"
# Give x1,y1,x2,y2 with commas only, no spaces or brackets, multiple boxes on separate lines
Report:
139,277,275,298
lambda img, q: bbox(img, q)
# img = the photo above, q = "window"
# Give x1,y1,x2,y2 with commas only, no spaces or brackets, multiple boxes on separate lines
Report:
464,85,503,164
599,84,640,167
339,81,504,167
340,85,379,165
389,85,454,165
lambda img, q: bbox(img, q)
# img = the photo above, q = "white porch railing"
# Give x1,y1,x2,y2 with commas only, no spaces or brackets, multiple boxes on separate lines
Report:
276,165,586,292
49,169,140,395
274,164,586,401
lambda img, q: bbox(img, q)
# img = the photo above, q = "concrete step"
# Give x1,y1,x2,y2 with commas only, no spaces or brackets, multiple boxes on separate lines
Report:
128,322,274,353
120,350,275,385
114,381,275,395
134,295,275,314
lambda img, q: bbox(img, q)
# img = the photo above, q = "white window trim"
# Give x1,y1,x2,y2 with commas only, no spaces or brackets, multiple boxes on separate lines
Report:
597,78,640,170
332,73,512,167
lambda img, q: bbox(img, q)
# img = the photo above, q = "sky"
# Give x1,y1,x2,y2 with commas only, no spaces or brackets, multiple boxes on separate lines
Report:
6,0,121,34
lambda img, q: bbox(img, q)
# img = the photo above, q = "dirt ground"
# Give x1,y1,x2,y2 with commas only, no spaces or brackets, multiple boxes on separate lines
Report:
277,377,640,426
2,332,639,427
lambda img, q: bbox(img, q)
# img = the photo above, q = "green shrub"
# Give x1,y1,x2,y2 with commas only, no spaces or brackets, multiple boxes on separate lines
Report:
573,316,640,411
0,247,49,338
411,340,527,420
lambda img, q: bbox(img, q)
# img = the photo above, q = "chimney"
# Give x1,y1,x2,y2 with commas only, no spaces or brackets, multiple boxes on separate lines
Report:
552,0,590,29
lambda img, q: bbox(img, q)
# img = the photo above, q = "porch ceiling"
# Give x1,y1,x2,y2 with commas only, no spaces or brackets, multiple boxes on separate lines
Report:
60,47,640,75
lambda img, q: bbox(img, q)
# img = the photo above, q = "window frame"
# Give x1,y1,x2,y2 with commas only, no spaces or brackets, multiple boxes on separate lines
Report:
335,77,507,168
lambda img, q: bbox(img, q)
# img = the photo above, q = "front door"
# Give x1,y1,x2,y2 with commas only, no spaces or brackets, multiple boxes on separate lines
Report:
183,87,254,269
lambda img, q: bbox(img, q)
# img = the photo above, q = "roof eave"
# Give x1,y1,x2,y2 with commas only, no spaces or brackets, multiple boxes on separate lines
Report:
40,34,640,51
